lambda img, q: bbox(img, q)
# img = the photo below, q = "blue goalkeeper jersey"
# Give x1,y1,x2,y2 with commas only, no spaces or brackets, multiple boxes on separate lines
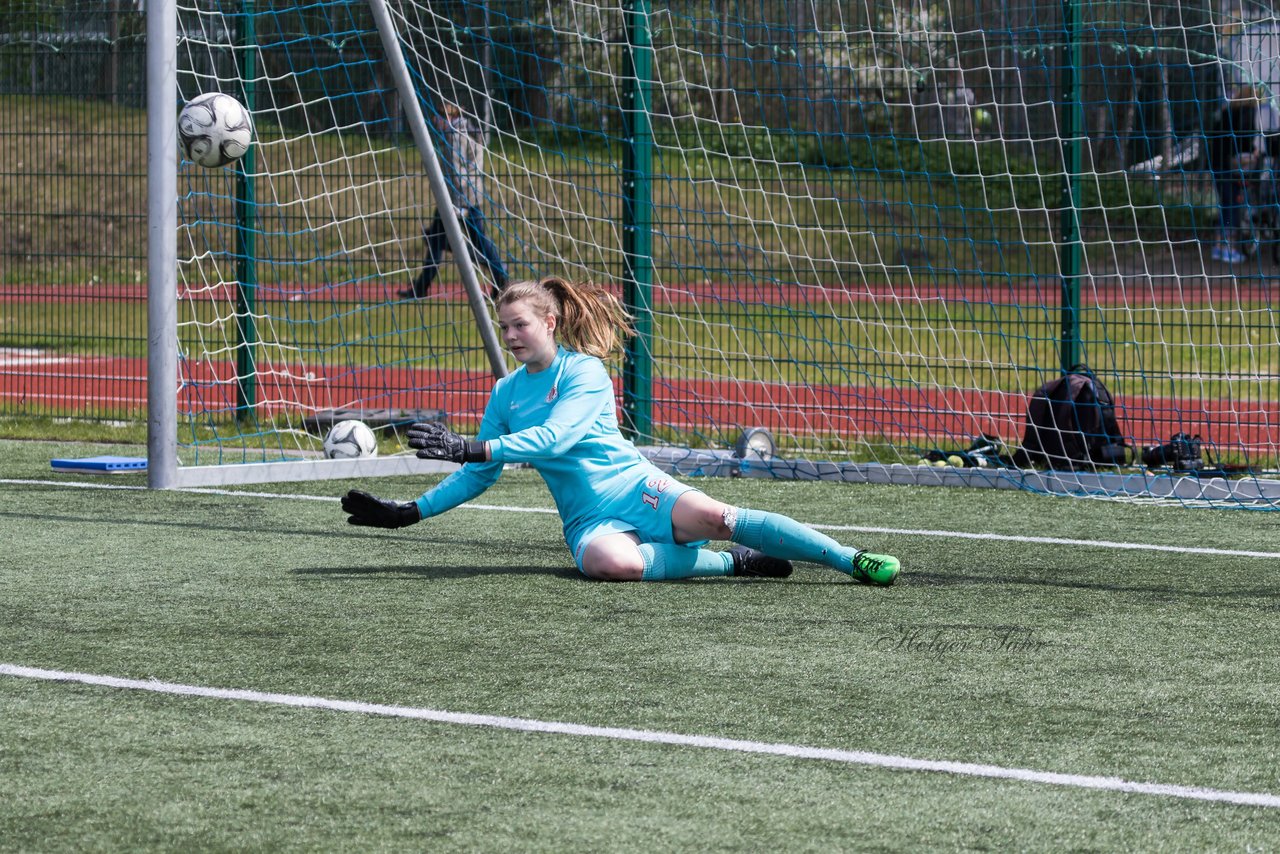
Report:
414,346,659,543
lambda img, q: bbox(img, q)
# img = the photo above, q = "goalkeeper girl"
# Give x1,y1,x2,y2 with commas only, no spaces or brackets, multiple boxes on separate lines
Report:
341,277,900,584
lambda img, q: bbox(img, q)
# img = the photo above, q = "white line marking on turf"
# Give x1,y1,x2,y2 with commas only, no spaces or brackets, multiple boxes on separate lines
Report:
2,662,1277,809
811,524,1280,561
0,478,337,501
5,478,1280,560
1,477,148,491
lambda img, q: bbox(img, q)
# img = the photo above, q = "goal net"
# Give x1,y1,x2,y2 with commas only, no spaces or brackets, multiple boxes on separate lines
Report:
161,0,1280,506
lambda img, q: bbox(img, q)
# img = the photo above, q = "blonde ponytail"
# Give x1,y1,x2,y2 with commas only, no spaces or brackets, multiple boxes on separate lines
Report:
497,277,635,360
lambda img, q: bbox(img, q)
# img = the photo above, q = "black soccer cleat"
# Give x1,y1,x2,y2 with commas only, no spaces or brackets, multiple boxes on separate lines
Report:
729,545,793,578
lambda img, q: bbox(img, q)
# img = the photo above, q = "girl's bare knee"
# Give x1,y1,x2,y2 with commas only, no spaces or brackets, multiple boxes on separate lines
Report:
671,492,734,542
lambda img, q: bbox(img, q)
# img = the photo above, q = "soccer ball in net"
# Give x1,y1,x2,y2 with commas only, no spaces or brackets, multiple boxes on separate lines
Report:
323,420,378,459
178,92,253,168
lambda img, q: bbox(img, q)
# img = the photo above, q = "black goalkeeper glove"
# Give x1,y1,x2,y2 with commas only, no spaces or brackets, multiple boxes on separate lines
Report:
406,421,487,463
341,489,420,529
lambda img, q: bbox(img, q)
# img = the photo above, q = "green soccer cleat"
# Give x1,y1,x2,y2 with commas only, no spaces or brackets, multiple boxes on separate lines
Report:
729,545,794,578
848,550,900,586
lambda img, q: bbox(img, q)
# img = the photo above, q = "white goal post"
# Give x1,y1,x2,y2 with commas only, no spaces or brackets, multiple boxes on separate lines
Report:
148,0,506,488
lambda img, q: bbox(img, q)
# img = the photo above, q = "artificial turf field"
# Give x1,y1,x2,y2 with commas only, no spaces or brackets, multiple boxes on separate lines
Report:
2,438,1279,851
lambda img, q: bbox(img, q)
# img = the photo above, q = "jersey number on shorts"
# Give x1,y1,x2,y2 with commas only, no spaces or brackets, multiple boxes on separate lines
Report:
641,476,671,510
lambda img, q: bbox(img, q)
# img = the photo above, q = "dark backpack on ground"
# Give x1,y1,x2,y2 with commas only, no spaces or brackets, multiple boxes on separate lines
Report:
1012,367,1131,470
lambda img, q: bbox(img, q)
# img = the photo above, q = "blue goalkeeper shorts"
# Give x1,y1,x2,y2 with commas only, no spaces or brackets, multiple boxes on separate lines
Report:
567,471,707,572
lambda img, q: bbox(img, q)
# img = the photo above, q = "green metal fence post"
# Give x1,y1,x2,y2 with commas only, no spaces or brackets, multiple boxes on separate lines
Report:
1058,0,1083,372
235,0,259,422
621,0,653,440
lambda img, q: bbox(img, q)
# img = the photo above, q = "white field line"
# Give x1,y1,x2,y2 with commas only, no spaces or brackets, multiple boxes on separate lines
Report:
0,348,78,367
812,524,1280,561
2,662,1277,809
4,478,1280,561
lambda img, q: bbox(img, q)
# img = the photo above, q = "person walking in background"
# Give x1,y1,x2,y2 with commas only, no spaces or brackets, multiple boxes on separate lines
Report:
399,102,509,299
1206,85,1263,265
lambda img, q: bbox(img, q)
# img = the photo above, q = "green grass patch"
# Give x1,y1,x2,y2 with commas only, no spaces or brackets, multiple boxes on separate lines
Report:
2,439,1280,849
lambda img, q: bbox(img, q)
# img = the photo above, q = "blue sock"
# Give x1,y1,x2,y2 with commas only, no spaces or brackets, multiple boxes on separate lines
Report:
639,544,733,581
731,508,855,573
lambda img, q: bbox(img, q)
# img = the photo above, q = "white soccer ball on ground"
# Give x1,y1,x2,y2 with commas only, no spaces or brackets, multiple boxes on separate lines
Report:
178,92,254,168
323,420,378,459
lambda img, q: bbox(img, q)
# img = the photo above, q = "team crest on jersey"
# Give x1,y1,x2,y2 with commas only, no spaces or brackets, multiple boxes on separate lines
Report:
545,385,558,403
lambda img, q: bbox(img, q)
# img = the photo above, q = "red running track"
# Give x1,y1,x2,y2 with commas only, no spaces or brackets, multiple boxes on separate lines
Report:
3,278,1277,308
2,352,1276,455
